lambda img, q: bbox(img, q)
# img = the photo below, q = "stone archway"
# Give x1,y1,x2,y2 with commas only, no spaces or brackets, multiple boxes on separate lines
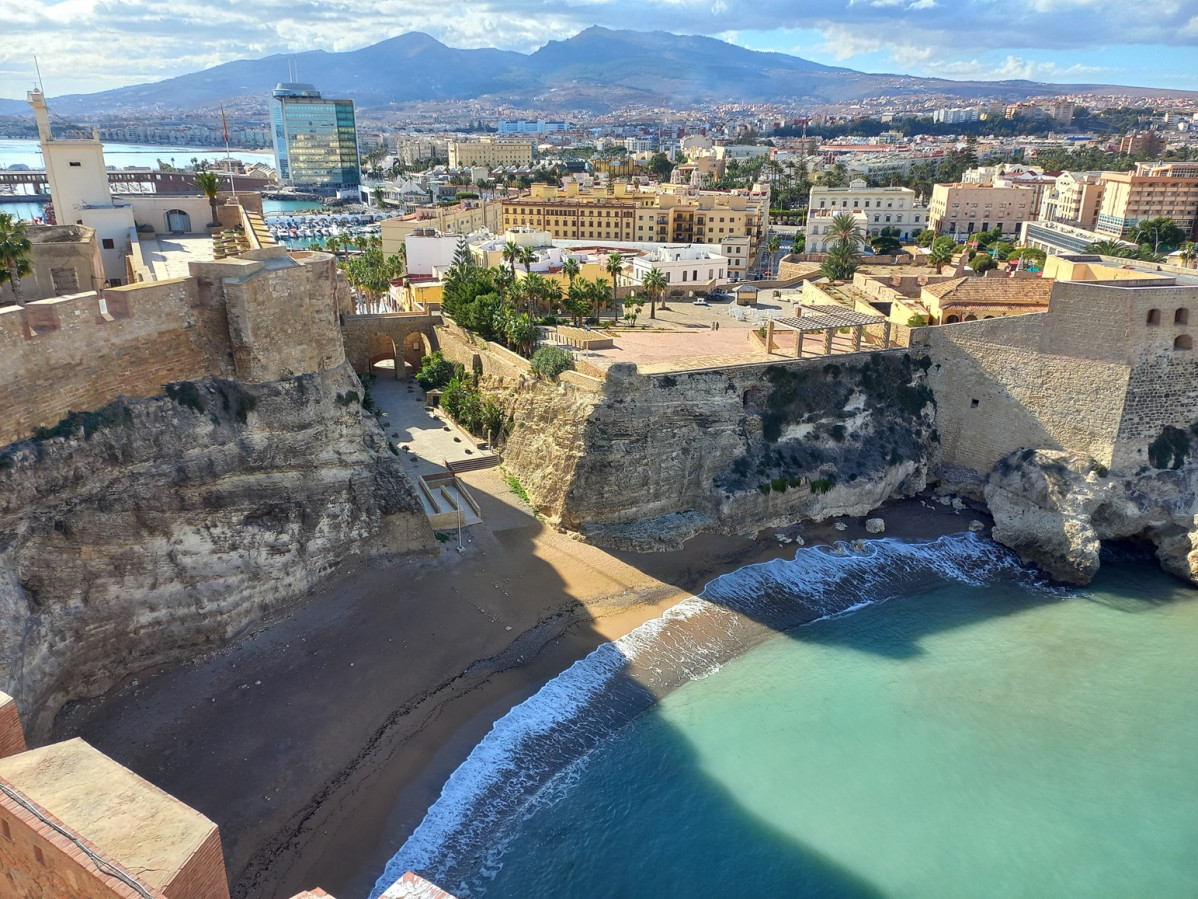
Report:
367,334,399,379
403,331,432,377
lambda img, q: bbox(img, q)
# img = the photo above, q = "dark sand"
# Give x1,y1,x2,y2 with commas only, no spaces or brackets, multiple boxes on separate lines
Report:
52,474,987,899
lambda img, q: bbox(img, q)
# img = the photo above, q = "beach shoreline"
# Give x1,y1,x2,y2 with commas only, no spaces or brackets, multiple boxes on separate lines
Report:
51,475,988,899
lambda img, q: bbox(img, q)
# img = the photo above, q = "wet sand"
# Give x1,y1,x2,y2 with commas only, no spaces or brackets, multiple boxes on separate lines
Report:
52,475,987,899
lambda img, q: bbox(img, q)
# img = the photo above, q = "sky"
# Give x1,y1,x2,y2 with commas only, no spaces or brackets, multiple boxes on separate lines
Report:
1,0,1196,98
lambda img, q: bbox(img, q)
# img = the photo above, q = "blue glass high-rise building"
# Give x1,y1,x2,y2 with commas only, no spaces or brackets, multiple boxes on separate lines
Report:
270,83,360,194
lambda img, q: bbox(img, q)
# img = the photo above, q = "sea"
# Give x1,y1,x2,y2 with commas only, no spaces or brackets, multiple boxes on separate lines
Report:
0,138,279,222
369,535,1198,899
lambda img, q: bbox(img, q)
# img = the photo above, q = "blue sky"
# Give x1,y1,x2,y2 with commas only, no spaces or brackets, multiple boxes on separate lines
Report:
1,0,1195,97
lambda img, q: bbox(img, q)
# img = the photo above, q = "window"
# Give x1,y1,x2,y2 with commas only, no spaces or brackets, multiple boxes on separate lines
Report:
1175,335,1192,351
970,399,980,408
69,161,81,167
1176,308,1189,326
101,238,115,249
1,819,10,841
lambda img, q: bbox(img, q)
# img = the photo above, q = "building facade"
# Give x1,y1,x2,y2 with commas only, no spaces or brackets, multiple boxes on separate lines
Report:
500,181,768,258
806,181,926,250
928,183,1035,239
1095,162,1198,239
1039,171,1106,230
270,83,360,194
447,138,534,169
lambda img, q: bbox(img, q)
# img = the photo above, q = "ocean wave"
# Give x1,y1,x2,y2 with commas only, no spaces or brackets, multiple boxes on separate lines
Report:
370,533,1050,898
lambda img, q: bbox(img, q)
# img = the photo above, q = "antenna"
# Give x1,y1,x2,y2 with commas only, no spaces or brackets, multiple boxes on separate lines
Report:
34,55,45,93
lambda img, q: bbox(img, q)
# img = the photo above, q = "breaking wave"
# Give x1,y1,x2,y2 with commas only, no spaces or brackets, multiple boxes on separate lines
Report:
370,534,1051,898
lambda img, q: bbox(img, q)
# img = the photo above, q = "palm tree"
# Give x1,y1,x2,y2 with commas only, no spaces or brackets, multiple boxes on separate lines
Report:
501,240,521,280
1084,239,1138,258
605,253,624,320
193,171,222,227
565,279,589,324
1179,241,1197,269
524,272,549,318
926,237,956,274
0,213,33,306
518,245,536,277
828,213,865,249
641,267,668,320
591,276,612,322
562,256,580,285
766,233,781,277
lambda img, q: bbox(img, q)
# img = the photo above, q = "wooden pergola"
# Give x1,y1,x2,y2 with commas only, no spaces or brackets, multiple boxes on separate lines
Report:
764,304,891,357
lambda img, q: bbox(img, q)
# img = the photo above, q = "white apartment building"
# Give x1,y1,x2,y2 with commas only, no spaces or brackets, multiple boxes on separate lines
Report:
805,180,927,251
933,107,980,124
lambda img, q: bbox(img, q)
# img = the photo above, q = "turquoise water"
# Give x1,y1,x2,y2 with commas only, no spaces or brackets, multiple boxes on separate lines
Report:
372,540,1198,899
469,563,1198,898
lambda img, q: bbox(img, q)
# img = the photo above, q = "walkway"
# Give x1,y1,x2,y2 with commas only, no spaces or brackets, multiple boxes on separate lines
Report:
369,375,496,478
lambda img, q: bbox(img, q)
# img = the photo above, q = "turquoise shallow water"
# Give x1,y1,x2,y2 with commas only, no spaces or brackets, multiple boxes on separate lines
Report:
449,560,1198,899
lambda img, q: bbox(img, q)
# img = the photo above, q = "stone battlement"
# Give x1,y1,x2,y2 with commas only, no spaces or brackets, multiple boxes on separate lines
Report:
0,248,348,447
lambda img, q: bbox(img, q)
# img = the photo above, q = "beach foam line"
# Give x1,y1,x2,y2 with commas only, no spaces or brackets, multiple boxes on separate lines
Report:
369,533,1053,898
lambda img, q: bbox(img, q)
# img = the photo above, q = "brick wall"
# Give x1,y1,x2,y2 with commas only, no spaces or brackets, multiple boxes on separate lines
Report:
0,780,160,899
162,827,229,899
0,695,26,760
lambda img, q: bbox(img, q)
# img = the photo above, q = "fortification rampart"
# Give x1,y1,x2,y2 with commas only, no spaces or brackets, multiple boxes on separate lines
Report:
914,279,1198,474
0,248,346,447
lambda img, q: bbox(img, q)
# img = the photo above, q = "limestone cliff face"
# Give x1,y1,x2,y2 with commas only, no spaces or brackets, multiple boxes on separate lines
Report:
984,447,1198,586
498,353,937,549
0,362,435,739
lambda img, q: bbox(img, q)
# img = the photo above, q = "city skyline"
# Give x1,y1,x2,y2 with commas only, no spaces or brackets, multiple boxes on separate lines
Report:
1,0,1196,98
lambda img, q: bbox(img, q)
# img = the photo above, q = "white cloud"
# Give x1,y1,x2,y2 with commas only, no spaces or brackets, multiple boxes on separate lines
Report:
0,0,1193,96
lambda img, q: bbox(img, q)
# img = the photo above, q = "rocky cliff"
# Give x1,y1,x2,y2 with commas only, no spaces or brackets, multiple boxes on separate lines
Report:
983,444,1198,586
496,352,937,549
0,362,435,740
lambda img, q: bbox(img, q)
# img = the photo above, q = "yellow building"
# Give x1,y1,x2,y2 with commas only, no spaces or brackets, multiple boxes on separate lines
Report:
500,181,768,256
381,200,502,258
1096,162,1198,240
928,183,1035,239
447,137,534,169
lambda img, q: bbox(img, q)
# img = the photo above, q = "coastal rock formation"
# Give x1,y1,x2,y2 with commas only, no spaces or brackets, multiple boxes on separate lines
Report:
985,448,1198,585
0,362,435,739
494,352,937,549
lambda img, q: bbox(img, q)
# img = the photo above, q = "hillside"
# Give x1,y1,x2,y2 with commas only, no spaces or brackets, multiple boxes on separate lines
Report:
3,27,1196,117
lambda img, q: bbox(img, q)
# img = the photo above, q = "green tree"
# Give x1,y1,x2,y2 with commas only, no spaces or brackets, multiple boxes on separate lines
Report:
623,293,646,327
927,236,957,273
1132,217,1186,254
870,226,903,256
563,279,591,325
0,213,33,306
646,152,674,181
518,245,536,276
1084,239,1139,258
829,213,866,248
820,241,861,282
915,229,937,248
414,351,459,390
193,171,222,227
605,254,624,319
501,239,521,280
790,233,806,255
1179,241,1198,269
591,276,613,322
766,233,781,276
970,252,997,275
641,266,668,320
562,256,580,285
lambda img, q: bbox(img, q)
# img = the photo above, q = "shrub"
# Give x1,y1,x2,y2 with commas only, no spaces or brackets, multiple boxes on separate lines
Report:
165,381,206,414
810,477,835,495
770,477,789,493
530,346,573,381
1148,426,1190,470
415,351,458,391
907,314,928,328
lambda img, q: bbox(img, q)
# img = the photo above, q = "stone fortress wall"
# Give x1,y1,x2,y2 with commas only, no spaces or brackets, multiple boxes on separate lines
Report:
913,278,1198,474
0,247,348,448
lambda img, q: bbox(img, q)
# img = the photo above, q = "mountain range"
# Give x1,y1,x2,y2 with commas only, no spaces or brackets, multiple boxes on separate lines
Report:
2,27,1195,119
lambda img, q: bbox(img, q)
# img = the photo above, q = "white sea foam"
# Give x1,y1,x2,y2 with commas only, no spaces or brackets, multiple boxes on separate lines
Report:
369,533,1051,898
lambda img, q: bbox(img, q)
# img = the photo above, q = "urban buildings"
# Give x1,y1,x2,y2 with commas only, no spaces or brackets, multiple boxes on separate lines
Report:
446,137,535,169
270,83,361,195
1039,171,1106,230
1095,162,1198,239
805,181,927,251
500,180,769,258
497,120,568,133
928,183,1035,238
933,107,980,125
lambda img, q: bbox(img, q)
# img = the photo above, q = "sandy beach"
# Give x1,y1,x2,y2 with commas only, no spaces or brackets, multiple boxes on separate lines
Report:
51,469,988,899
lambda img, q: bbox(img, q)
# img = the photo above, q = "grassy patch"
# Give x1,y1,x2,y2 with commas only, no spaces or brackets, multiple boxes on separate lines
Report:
506,474,531,505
